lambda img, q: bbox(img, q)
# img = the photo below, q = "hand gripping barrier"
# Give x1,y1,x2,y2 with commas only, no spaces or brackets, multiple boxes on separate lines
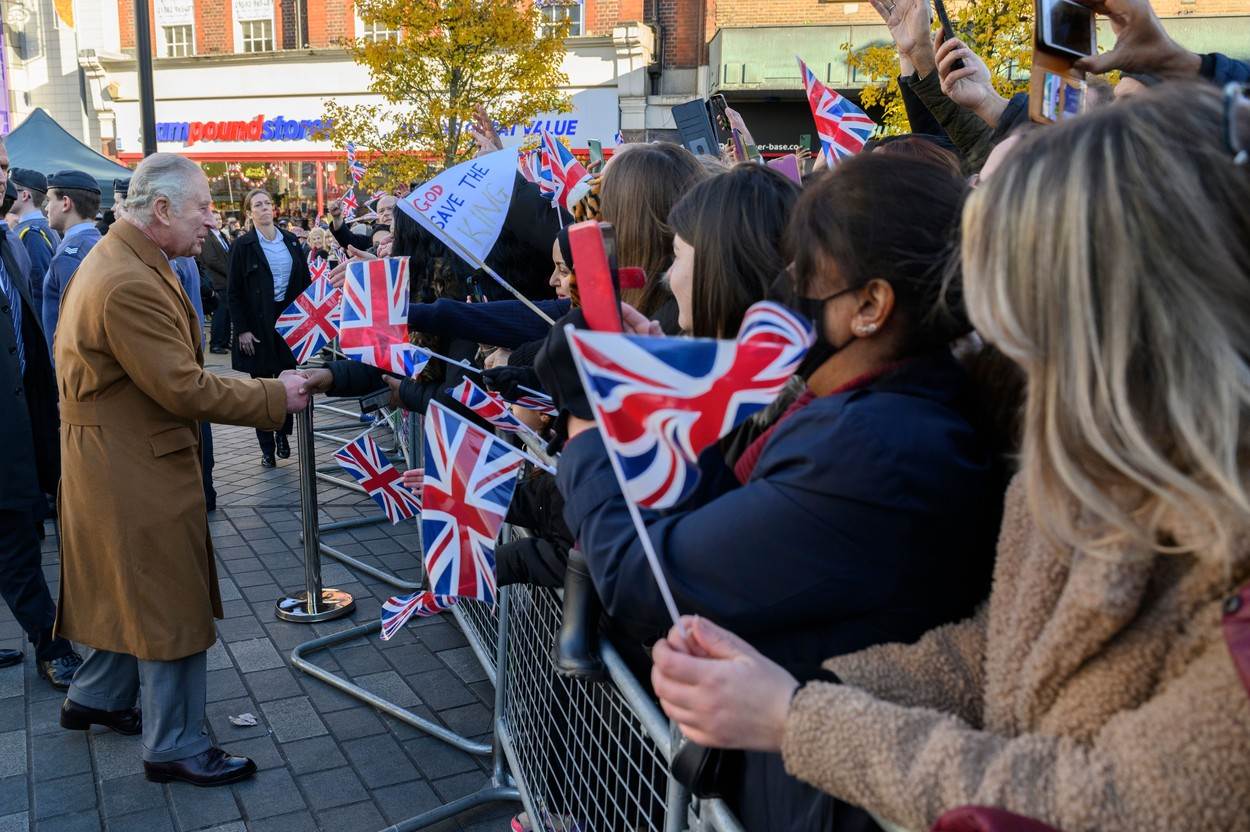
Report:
283,395,746,831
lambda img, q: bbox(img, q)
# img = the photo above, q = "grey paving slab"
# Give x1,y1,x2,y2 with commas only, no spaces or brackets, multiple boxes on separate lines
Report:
240,667,302,703
100,772,166,818
341,734,421,789
205,640,232,672
407,668,477,711
297,765,369,811
0,730,26,778
0,774,27,814
0,665,22,700
259,696,327,743
108,806,175,832
278,735,347,776
314,800,388,832
206,668,247,704
30,729,93,781
89,731,145,780
230,767,307,821
226,638,284,674
167,779,243,830
34,809,101,831
321,707,387,740
33,772,96,819
354,670,421,709
247,810,316,832
403,736,484,781
0,812,27,832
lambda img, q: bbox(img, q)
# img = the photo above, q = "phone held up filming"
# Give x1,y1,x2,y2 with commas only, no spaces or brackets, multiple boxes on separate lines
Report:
1029,0,1096,125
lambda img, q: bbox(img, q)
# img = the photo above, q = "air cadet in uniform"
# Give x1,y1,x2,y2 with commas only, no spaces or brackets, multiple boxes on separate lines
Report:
41,171,102,355
10,169,60,313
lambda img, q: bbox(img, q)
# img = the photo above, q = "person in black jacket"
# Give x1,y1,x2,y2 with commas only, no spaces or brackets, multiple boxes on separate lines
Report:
537,154,1005,832
0,169,82,686
199,211,232,353
227,188,310,467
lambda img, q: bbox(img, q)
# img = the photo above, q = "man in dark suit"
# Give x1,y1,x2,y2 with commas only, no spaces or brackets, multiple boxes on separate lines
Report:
0,143,83,686
198,210,231,353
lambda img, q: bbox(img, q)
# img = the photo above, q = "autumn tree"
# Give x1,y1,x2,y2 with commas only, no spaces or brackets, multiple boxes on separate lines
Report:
323,0,571,181
848,0,1033,133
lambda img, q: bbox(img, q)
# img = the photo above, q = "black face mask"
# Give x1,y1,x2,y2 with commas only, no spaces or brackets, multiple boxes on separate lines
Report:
769,271,858,379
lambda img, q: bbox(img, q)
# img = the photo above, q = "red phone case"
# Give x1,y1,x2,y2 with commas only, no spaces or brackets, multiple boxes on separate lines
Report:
568,221,624,333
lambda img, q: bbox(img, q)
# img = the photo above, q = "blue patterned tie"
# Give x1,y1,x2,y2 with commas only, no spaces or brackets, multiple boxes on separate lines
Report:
0,262,25,377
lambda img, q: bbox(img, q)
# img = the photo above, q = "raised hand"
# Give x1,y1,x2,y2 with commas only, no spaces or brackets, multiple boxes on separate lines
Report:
1071,0,1200,77
467,104,504,156
936,32,1009,127
869,0,936,76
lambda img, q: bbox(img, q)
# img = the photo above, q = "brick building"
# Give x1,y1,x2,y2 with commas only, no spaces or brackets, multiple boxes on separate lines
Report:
0,0,1246,193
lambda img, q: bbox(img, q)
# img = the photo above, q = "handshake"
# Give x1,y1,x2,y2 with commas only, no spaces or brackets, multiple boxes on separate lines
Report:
277,368,359,415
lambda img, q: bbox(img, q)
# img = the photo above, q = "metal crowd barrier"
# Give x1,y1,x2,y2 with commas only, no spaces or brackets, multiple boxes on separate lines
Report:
280,390,746,832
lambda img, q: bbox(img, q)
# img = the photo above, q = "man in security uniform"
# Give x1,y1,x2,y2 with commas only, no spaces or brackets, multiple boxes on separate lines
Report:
10,168,60,313
42,171,102,354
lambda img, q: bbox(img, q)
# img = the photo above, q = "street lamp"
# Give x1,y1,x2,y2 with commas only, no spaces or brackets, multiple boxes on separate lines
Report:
134,0,157,156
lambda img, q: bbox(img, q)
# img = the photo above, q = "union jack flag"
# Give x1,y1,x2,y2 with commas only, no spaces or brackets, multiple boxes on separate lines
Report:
567,301,814,509
540,130,590,210
450,377,537,438
340,189,360,220
798,57,877,166
508,391,558,417
421,401,526,605
339,257,412,374
346,142,367,183
275,276,341,364
307,253,329,282
380,591,458,640
533,149,556,202
333,433,422,524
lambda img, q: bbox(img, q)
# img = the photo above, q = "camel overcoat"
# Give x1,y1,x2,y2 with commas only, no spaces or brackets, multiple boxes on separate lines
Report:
52,219,287,661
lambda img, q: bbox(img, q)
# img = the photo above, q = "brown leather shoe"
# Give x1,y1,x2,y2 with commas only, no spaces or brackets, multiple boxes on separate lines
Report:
60,699,142,735
144,747,257,787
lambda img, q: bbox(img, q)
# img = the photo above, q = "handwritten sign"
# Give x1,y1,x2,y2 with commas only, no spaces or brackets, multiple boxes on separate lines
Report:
397,147,519,266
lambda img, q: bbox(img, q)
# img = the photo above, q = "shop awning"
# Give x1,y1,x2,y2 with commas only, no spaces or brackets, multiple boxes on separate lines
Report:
4,108,132,207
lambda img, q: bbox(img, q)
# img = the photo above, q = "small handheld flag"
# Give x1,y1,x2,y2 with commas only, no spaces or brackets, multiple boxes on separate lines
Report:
798,57,876,166
567,300,813,510
338,257,412,375
380,591,458,640
333,433,422,524
340,188,360,221
421,401,527,606
346,142,367,183
275,277,341,364
307,253,329,282
540,130,592,210
450,377,543,442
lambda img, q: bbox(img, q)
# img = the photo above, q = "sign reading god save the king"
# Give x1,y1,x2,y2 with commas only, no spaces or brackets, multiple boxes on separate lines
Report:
397,147,520,264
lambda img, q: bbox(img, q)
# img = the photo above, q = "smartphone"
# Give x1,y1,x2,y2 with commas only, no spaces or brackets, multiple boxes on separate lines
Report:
672,98,721,157
798,133,812,152
588,139,604,166
568,221,624,332
709,94,730,132
360,387,392,413
731,128,747,162
932,0,965,71
1039,0,1095,59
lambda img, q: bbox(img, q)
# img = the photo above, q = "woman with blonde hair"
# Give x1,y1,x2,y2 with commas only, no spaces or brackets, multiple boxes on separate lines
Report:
649,82,1250,832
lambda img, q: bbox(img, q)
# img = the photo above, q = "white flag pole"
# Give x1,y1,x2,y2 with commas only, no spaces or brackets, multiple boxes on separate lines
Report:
563,324,686,635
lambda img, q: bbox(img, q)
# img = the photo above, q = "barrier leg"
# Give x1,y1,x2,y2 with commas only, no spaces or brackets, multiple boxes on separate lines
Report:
275,404,356,623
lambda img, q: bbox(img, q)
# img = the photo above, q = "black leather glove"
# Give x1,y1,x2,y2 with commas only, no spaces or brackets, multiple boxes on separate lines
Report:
482,365,544,401
534,308,593,421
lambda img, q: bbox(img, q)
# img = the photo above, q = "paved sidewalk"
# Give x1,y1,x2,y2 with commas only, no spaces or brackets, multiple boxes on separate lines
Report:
0,357,513,831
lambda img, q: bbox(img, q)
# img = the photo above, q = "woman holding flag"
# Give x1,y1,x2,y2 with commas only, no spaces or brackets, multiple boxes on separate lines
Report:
535,152,1005,832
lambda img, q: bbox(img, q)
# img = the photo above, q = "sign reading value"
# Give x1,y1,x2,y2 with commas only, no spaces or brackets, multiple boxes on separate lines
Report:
155,115,331,147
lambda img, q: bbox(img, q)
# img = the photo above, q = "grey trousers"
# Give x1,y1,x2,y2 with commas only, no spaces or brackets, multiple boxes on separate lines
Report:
66,647,212,763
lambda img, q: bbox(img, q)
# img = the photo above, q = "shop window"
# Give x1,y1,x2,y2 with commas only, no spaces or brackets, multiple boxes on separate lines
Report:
162,25,195,57
8,1,44,64
538,0,582,38
359,18,401,43
241,18,275,53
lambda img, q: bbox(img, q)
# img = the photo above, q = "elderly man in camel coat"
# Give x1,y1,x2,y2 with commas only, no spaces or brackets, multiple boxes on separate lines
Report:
52,153,311,787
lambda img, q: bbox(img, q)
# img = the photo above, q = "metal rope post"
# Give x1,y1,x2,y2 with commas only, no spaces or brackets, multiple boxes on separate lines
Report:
275,402,356,623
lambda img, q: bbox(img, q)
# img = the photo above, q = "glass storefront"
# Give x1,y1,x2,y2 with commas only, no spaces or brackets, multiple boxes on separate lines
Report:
199,159,351,225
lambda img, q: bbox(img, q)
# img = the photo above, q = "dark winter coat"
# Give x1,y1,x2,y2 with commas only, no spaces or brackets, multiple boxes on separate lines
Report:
227,227,310,377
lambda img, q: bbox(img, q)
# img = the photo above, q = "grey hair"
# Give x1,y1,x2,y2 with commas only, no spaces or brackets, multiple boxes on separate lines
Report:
124,153,204,224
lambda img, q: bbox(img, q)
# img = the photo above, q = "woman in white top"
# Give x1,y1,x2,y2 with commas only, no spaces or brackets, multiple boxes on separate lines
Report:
226,188,311,467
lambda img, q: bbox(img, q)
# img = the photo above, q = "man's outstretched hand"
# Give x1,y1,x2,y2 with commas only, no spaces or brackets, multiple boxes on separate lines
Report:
280,370,311,414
